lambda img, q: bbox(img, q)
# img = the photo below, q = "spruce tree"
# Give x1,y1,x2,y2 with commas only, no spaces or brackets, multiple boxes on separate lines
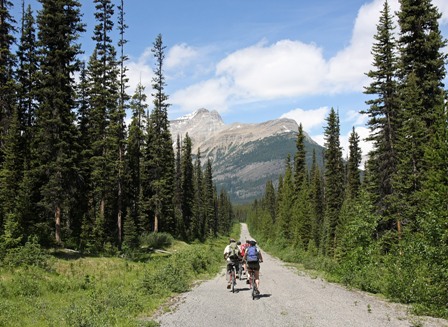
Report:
309,149,324,250
33,0,85,244
146,34,175,234
275,155,294,242
363,0,399,222
322,108,344,255
294,123,307,194
202,158,215,238
346,127,362,199
181,133,194,239
0,0,16,166
86,0,122,248
393,0,447,234
16,3,38,172
191,148,203,240
126,82,147,237
115,0,129,247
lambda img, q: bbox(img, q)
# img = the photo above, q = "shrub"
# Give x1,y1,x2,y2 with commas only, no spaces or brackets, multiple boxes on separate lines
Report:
1,236,52,270
139,232,173,250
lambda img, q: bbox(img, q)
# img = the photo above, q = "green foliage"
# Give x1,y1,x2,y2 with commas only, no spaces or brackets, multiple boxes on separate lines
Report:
1,236,51,270
0,237,227,326
141,242,221,296
139,232,173,250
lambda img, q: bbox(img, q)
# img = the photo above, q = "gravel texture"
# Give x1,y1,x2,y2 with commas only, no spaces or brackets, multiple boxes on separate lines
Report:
155,224,448,327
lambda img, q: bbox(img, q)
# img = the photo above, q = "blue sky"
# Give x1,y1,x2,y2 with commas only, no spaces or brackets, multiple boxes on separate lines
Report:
15,0,448,158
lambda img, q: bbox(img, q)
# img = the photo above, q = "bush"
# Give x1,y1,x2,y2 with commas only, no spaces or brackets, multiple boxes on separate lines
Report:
139,232,173,250
1,236,52,270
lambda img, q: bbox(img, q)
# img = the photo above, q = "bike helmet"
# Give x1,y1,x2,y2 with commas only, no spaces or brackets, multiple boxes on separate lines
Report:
229,238,236,243
237,241,241,245
249,240,256,246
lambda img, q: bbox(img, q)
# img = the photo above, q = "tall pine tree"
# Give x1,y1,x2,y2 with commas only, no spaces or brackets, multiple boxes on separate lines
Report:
146,34,175,234
33,0,85,244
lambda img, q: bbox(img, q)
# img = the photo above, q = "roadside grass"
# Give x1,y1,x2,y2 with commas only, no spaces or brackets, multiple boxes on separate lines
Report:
0,232,233,327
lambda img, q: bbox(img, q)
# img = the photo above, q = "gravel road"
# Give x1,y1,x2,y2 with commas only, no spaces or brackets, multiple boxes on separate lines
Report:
155,224,448,327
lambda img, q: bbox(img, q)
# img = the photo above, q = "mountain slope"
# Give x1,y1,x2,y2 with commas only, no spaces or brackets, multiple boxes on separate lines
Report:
170,108,324,203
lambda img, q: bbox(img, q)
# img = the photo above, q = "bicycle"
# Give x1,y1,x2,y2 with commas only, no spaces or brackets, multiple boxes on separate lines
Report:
228,262,237,293
238,260,243,280
248,269,258,300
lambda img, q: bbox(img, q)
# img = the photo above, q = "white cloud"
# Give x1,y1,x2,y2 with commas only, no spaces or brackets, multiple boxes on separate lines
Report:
127,47,153,97
166,43,199,70
280,107,329,132
216,39,327,99
171,0,389,111
169,77,233,114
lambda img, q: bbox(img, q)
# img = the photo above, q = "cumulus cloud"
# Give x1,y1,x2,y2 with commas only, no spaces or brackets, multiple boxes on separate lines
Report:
166,43,199,70
280,107,329,132
171,0,395,110
169,77,233,114
216,39,327,99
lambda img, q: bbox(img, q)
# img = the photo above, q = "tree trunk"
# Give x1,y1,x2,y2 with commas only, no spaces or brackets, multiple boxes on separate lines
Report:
154,213,158,233
55,205,61,244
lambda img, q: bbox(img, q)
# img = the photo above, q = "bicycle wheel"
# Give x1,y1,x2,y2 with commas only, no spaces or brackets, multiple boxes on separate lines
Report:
251,275,256,300
231,270,235,293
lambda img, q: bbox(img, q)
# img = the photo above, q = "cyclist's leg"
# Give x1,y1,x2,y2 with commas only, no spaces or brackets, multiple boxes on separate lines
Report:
226,262,233,288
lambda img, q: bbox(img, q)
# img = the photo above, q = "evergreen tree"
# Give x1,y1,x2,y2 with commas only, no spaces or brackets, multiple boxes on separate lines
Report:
116,0,129,247
181,133,194,239
126,82,147,237
294,123,307,194
0,0,16,166
263,180,276,226
202,158,215,237
363,0,399,223
146,34,175,234
191,148,203,240
16,3,38,172
33,0,85,244
346,127,362,199
393,0,447,233
0,108,22,235
309,149,324,250
173,134,183,238
275,155,294,242
322,108,344,255
86,0,122,248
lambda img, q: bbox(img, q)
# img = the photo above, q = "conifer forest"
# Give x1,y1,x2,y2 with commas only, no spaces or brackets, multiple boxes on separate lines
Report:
0,0,447,319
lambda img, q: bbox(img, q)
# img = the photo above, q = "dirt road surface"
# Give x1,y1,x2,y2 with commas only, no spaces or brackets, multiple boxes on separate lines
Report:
155,224,448,327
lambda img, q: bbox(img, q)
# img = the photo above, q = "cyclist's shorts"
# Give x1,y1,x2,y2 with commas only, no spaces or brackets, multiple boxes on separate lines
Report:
247,262,260,271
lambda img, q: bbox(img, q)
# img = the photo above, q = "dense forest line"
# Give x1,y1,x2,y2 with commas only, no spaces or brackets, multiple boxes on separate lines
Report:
0,0,234,255
247,0,448,318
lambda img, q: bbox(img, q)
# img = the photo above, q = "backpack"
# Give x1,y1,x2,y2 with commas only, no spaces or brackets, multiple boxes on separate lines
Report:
246,246,259,263
228,242,239,259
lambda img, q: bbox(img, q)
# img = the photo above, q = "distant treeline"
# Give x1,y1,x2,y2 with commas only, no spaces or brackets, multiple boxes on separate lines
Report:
0,0,233,254
247,0,447,318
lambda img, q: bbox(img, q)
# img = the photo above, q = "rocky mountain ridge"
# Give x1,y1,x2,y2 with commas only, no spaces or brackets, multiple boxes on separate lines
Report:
170,108,324,203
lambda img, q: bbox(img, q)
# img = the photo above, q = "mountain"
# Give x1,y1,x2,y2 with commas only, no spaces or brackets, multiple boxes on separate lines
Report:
170,108,325,203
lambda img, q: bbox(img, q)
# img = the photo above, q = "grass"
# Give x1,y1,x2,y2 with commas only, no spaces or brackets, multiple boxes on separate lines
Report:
0,235,232,327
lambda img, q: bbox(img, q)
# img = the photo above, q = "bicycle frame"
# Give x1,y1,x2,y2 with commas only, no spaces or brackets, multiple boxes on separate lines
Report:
248,269,257,299
229,263,237,293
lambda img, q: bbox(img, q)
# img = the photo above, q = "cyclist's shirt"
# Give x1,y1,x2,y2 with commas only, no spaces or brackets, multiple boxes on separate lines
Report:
240,243,250,257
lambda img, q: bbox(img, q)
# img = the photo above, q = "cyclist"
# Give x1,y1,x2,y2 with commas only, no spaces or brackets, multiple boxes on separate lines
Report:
240,239,250,277
223,238,241,289
243,240,263,294
236,241,244,278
